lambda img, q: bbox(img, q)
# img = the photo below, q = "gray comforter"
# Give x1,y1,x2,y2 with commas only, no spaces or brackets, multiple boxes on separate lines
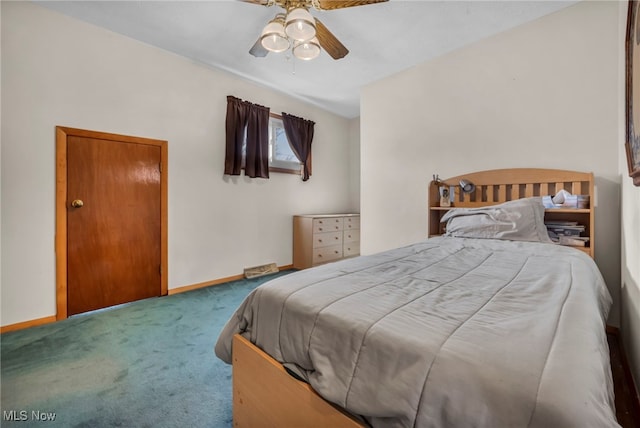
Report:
215,237,619,427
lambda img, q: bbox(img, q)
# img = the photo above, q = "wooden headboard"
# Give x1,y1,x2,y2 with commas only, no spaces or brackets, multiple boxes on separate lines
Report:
428,168,594,257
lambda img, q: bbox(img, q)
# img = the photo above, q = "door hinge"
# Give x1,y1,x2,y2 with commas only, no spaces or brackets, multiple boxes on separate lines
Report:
159,265,162,276
159,162,162,173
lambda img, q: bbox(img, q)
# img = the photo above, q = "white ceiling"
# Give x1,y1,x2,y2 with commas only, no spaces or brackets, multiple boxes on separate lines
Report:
35,0,578,118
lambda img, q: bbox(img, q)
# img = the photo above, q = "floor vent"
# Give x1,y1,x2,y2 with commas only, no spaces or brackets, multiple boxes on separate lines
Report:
244,263,279,279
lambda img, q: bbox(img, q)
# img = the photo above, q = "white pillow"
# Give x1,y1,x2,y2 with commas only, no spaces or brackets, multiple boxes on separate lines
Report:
440,197,552,243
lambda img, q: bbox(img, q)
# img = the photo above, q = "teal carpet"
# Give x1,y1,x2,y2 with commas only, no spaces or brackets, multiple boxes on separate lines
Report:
1,270,293,427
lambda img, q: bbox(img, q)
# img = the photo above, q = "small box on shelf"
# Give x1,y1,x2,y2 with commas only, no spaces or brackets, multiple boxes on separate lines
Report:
542,193,590,209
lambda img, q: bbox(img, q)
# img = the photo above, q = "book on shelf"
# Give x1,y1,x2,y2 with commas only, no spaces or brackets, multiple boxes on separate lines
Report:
544,220,580,226
546,221,586,243
558,236,590,247
547,226,584,236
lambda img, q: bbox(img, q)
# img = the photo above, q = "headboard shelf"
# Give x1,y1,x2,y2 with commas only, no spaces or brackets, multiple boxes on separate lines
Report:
431,207,590,214
545,208,590,214
428,168,594,258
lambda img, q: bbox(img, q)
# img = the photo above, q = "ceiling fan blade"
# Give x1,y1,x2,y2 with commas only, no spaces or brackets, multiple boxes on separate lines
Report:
315,18,348,60
240,0,272,6
249,37,269,57
315,0,388,11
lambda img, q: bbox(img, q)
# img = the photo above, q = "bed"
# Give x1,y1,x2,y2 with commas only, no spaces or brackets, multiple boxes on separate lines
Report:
215,168,619,428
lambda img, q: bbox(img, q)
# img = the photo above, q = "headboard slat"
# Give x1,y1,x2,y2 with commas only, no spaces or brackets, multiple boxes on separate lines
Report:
555,182,565,193
487,185,495,203
572,181,581,194
498,185,507,202
525,183,534,198
541,182,550,196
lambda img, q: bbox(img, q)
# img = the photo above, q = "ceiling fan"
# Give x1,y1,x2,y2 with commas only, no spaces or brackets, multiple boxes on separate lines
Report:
244,0,388,61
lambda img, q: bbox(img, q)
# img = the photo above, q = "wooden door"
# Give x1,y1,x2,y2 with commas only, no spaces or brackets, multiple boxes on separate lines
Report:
56,127,168,317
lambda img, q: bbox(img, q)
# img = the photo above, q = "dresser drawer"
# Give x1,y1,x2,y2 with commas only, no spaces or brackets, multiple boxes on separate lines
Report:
312,245,343,265
343,242,360,257
344,216,360,230
343,229,360,243
313,231,343,249
313,217,343,234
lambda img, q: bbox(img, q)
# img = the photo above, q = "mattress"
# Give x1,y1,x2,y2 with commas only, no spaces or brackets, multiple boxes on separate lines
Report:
216,236,619,427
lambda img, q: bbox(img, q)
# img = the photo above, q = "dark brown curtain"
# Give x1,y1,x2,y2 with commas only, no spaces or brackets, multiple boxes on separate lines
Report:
224,96,270,178
224,96,247,176
282,112,315,181
245,103,270,179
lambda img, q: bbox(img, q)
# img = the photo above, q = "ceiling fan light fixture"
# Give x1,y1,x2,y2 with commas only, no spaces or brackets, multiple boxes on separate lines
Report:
260,14,290,53
293,37,321,61
285,7,316,41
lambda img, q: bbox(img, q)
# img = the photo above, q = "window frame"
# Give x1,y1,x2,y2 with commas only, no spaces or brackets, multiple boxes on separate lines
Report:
268,113,302,175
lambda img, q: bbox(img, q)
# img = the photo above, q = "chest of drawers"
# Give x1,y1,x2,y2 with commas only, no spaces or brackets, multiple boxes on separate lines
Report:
293,214,360,269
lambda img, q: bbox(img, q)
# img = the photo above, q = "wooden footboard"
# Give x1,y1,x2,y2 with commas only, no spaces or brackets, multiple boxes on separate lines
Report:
232,334,365,428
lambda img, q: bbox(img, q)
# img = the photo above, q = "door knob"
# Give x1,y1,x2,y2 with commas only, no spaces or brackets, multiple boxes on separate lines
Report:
71,199,84,208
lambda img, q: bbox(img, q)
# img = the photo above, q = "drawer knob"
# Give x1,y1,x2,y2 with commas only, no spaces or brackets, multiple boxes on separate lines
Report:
335,236,339,240
318,227,323,231
335,250,339,254
318,239,322,243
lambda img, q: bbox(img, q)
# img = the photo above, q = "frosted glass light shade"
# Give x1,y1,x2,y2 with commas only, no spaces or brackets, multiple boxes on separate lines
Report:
285,8,316,41
260,16,289,53
293,37,320,61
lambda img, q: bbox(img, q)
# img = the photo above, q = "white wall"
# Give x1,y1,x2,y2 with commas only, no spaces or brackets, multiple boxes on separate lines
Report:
0,3,3,318
348,117,361,213
361,1,621,324
619,0,640,398
620,154,640,396
0,2,354,326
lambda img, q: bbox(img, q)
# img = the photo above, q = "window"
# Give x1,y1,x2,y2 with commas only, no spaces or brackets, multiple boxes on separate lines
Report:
225,95,313,179
241,114,305,175
268,115,302,174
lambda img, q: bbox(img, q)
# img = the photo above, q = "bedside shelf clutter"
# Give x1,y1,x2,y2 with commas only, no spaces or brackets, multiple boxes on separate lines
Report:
293,214,360,269
428,169,594,258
